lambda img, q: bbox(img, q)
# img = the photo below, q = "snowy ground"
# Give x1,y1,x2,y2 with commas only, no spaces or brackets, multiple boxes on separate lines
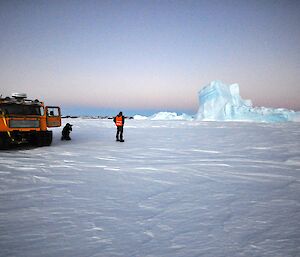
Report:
1,119,300,257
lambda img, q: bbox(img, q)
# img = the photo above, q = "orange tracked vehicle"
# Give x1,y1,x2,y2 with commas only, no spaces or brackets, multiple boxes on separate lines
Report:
0,93,61,149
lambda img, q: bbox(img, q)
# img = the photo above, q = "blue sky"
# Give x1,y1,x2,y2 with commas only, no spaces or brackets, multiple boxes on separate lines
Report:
1,0,299,116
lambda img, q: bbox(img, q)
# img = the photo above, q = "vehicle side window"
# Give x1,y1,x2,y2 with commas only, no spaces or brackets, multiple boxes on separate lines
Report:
47,107,60,117
40,107,44,116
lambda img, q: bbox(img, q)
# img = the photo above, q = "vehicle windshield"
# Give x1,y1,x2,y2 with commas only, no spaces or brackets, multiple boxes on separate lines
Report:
0,104,42,115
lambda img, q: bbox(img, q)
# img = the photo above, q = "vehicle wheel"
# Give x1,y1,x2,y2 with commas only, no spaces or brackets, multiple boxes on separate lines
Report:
0,133,10,150
43,131,53,146
29,132,42,146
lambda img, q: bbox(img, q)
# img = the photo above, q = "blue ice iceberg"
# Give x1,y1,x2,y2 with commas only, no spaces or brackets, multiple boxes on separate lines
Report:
196,81,300,122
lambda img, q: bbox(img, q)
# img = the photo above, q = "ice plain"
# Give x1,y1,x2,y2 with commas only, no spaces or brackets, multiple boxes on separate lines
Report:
0,118,300,257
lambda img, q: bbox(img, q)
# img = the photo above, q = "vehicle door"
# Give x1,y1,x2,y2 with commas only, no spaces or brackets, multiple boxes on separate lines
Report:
45,106,61,127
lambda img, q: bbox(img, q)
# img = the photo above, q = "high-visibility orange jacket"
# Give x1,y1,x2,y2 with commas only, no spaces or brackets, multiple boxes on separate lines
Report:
115,116,123,126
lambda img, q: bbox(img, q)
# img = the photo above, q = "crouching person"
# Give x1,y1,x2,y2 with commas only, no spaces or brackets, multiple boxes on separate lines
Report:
61,123,73,140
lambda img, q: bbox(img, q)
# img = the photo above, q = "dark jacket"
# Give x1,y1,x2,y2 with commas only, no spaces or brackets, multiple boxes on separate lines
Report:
62,123,72,136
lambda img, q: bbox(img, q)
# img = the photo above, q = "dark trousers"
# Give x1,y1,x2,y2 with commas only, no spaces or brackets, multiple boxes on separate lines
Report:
61,131,71,140
116,126,123,140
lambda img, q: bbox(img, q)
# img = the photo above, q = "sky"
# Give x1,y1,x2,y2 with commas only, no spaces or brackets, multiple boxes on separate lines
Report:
0,0,300,116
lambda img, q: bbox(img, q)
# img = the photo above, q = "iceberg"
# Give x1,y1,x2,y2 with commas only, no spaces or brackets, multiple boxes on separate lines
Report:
150,112,193,120
133,114,148,120
196,80,300,122
133,112,193,120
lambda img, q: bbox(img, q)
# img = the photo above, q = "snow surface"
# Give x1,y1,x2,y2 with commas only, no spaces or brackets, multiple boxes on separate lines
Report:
1,118,300,257
196,81,300,122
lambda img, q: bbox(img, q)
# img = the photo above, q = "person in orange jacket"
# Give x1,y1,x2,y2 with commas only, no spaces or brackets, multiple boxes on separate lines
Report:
113,111,125,142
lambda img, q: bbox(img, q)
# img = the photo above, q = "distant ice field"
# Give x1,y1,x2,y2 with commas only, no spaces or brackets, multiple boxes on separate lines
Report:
1,119,300,257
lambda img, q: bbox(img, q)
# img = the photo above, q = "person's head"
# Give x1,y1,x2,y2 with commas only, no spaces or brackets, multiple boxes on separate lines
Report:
66,123,72,127
118,111,122,116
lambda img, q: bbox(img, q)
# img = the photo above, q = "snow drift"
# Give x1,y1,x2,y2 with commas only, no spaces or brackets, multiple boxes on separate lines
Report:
196,80,300,122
